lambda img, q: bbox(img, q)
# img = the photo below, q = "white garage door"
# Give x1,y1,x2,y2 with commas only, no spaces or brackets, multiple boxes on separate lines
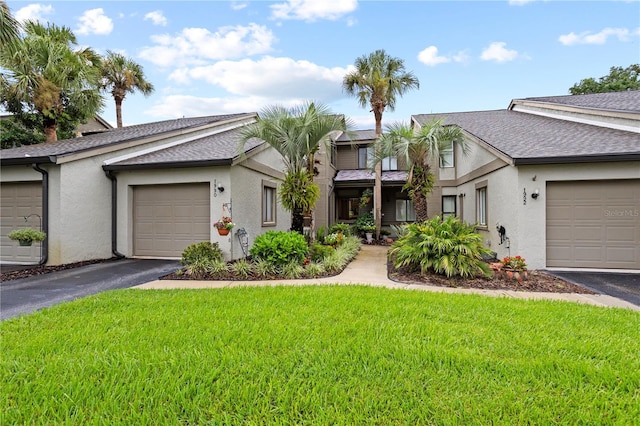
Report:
546,179,640,269
133,183,210,258
1,182,43,263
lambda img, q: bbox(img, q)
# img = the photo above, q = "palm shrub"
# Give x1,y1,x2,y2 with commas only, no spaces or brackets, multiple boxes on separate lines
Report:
389,215,492,278
329,222,351,236
249,231,308,268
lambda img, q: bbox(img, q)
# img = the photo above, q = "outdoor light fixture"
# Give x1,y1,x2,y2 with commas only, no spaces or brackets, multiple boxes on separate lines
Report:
531,189,540,199
217,185,225,193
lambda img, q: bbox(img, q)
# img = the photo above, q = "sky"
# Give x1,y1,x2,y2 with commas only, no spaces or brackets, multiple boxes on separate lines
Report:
5,0,640,130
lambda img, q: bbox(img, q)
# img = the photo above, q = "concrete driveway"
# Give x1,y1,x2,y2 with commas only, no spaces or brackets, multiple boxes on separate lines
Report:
1,259,179,320
547,271,640,307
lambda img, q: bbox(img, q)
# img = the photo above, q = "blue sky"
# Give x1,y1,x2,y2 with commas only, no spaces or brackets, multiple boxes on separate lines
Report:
6,0,640,129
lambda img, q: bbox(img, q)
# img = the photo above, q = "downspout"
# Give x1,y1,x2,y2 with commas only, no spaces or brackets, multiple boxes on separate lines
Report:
104,170,126,259
31,163,48,265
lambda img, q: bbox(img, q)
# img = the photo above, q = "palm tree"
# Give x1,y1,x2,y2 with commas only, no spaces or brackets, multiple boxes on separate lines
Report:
0,21,103,143
239,102,350,233
343,49,420,235
0,1,20,47
376,119,466,221
101,51,155,128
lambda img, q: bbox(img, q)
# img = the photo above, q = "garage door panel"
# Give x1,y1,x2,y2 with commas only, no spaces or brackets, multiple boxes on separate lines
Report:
1,182,43,263
546,179,640,269
133,183,210,257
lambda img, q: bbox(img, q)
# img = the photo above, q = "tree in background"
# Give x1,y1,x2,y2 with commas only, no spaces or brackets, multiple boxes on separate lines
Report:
0,21,103,143
570,64,640,95
239,102,350,234
376,119,466,221
343,49,420,236
0,1,20,47
101,50,155,128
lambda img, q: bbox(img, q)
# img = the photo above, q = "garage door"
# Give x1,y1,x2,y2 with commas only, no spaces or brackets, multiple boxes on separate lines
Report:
133,183,210,258
546,179,640,269
1,182,43,263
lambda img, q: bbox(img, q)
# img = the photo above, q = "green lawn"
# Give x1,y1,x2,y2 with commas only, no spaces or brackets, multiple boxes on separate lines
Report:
2,285,639,424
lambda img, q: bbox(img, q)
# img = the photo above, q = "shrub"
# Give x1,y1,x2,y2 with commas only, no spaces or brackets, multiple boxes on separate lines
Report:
309,243,335,262
230,258,253,278
389,215,492,278
304,262,326,278
253,259,279,278
355,212,375,234
501,255,527,271
315,225,327,243
281,261,305,279
329,222,351,236
249,231,308,268
181,242,223,266
324,232,344,246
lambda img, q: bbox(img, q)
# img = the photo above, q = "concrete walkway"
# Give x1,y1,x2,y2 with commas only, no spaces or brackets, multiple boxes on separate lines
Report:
136,245,640,311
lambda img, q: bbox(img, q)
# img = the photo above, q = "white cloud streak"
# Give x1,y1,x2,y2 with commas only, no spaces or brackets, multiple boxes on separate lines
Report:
76,8,113,36
558,27,640,45
417,46,469,66
14,4,53,23
139,23,276,67
480,42,519,63
270,0,358,21
144,11,168,27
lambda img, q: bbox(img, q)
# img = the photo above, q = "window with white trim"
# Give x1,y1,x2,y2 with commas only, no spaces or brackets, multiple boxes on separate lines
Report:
358,146,374,169
439,140,454,168
442,195,456,218
262,182,277,226
382,156,398,171
395,199,416,222
476,186,487,226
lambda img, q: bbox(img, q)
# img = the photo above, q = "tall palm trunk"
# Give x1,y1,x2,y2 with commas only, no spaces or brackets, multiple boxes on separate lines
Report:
114,93,124,128
373,105,384,239
43,117,57,143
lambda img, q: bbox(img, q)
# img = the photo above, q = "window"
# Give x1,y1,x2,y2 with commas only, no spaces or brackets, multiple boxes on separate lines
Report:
262,182,277,225
476,186,487,226
358,146,373,169
442,195,456,218
330,142,336,166
382,156,398,171
395,199,416,222
439,140,454,168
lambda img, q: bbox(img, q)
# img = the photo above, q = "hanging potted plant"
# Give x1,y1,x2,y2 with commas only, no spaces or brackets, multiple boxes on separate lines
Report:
213,216,235,236
8,228,46,247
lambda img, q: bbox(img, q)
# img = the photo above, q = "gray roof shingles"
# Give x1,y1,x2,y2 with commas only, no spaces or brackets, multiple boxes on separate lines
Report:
413,109,640,164
0,113,255,164
516,90,640,113
335,129,377,142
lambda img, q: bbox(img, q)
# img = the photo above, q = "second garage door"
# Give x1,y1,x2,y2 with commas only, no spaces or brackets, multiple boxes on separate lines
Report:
1,182,43,263
133,183,210,258
546,179,640,269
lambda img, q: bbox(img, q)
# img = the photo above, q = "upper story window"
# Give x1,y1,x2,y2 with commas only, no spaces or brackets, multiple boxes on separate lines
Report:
382,156,398,171
439,140,454,168
358,146,374,169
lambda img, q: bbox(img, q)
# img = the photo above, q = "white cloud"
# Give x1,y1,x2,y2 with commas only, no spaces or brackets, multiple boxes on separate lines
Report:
418,46,469,66
558,27,640,45
480,42,519,63
270,0,358,22
76,8,113,35
139,23,276,67
146,95,304,119
168,56,348,101
231,2,248,11
15,4,54,23
144,11,167,27
418,46,450,66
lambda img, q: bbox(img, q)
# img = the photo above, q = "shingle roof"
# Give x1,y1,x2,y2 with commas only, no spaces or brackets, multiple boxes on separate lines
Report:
0,113,255,164
412,109,640,164
335,129,377,142
334,169,375,181
105,128,264,170
515,90,640,113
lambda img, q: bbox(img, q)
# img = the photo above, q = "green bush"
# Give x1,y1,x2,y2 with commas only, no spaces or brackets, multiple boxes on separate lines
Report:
309,242,335,262
389,215,492,278
249,231,308,267
329,222,351,236
8,227,46,242
355,212,375,234
181,242,223,266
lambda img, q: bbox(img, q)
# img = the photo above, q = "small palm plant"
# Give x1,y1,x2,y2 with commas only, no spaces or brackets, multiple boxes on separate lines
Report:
390,215,492,278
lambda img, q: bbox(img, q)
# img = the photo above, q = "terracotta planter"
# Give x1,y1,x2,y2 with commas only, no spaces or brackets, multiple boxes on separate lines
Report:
499,268,528,282
217,228,230,236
